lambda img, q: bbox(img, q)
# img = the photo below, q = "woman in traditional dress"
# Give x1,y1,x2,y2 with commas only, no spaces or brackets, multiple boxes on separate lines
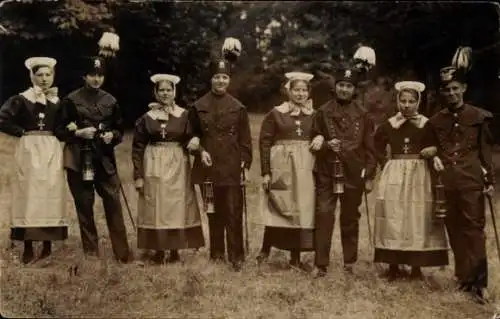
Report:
132,74,205,264
256,72,321,268
373,81,449,280
0,57,68,264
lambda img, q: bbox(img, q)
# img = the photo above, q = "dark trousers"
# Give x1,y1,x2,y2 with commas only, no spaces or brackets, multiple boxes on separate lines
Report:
445,188,488,288
314,172,363,268
207,185,245,264
66,169,131,261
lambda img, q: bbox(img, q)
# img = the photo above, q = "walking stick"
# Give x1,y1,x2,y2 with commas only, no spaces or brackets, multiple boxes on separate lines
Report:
117,177,137,231
362,168,383,273
482,167,500,262
361,169,373,249
241,163,249,254
485,194,500,262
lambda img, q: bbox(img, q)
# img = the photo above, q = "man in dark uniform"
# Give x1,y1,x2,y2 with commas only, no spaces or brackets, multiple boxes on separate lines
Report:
421,66,495,303
311,63,377,277
54,56,133,263
189,58,253,271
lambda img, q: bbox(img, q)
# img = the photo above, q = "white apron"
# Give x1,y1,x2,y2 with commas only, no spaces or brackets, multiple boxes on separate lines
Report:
138,142,202,230
11,132,67,227
258,140,315,229
374,156,449,251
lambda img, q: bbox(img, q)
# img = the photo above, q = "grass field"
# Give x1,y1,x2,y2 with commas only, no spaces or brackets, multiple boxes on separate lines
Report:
0,113,499,318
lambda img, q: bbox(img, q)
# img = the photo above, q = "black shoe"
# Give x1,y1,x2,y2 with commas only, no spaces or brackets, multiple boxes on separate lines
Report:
256,252,269,264
22,241,34,264
314,266,327,278
210,255,226,263
119,252,135,264
410,267,423,280
167,250,180,263
289,257,300,267
457,282,472,293
84,250,100,258
22,250,34,264
343,264,354,274
40,241,52,259
470,287,489,305
381,264,403,281
232,261,244,272
290,261,312,273
150,251,165,264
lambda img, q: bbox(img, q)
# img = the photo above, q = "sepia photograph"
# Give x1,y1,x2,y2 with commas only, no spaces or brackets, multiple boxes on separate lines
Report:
0,0,500,318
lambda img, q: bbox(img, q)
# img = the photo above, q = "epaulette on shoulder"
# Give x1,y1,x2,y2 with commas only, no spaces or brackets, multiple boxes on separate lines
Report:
473,106,493,120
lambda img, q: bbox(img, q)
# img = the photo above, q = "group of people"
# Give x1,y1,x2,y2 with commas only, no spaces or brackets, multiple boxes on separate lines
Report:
0,47,495,305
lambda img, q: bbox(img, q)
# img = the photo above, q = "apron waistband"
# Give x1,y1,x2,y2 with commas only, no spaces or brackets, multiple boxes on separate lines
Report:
149,141,181,147
392,154,421,160
23,130,54,136
274,140,310,146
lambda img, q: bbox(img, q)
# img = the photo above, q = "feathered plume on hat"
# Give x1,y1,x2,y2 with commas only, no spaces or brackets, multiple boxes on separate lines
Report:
353,45,376,73
98,31,120,58
211,37,243,76
222,37,242,63
451,46,472,72
439,46,472,85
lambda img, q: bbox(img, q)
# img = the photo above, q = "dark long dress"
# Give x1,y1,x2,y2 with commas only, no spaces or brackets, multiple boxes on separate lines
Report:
132,106,205,250
0,92,68,241
258,104,316,251
373,117,449,267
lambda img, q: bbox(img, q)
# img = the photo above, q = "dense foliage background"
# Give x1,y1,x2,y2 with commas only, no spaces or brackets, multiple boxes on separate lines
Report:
1,1,499,135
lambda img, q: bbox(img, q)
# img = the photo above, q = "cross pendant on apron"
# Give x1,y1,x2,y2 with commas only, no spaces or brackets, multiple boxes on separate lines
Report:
38,112,45,130
403,137,410,153
160,123,167,139
295,120,303,136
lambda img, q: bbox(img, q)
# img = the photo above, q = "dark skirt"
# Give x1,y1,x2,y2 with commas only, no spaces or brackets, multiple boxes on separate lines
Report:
10,227,68,241
262,226,314,251
137,226,205,250
374,248,449,267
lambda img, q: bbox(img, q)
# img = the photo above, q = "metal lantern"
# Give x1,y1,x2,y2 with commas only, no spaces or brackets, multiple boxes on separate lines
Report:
433,174,447,219
203,180,215,214
82,143,95,182
333,154,344,194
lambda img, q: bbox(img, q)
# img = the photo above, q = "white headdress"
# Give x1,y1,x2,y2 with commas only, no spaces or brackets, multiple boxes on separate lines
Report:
22,57,58,104
24,57,57,74
284,71,314,91
389,80,427,129
395,81,425,92
395,81,425,105
149,73,181,110
150,74,181,85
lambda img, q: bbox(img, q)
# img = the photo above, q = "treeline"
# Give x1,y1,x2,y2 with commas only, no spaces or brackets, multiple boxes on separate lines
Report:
0,1,499,133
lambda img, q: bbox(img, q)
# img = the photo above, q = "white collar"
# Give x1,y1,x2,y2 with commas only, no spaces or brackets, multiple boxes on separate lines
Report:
147,103,184,121
20,86,59,105
388,112,428,129
274,100,314,116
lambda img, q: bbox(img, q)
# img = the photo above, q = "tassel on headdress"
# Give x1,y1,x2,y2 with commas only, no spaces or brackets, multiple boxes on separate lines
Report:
98,31,120,58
